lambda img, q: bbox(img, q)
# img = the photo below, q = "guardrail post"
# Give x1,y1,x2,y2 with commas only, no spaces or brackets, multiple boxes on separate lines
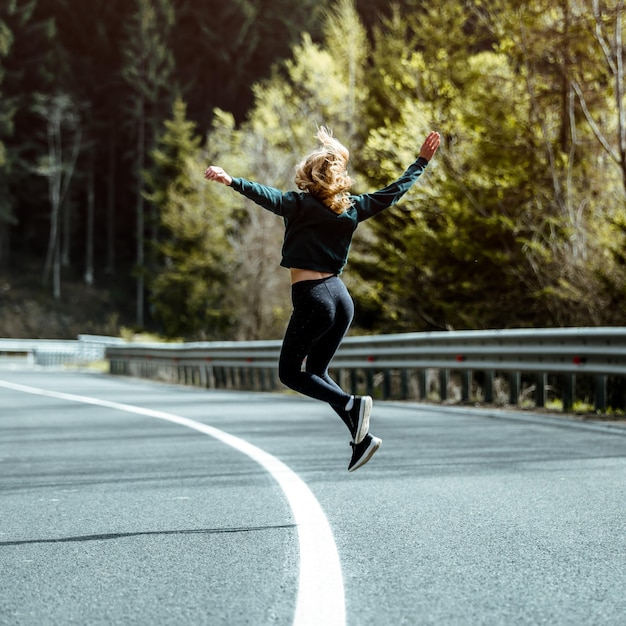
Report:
400,369,409,400
382,370,391,400
562,374,575,412
594,375,607,412
612,377,626,411
535,373,546,408
509,372,521,405
350,369,358,395
216,367,223,388
204,365,213,389
270,369,279,392
483,371,494,403
366,369,374,397
461,370,471,403
417,370,426,401
439,370,449,402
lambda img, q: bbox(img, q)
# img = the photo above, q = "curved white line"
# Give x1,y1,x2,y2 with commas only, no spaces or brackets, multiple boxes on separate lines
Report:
0,379,346,626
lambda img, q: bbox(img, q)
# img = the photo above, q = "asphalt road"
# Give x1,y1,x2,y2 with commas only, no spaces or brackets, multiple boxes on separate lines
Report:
1,364,625,626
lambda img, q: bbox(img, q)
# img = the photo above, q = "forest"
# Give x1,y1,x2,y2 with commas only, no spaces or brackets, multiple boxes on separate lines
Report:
0,0,625,340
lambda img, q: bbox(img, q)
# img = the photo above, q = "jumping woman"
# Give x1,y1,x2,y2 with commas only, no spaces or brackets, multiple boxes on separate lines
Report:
204,128,440,471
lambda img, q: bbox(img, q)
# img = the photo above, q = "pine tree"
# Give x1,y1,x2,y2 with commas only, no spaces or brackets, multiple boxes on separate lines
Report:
146,98,234,338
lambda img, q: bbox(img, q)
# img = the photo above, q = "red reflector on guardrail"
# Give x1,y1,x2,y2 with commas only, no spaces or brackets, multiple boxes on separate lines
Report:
367,356,375,362
572,356,586,365
455,355,465,362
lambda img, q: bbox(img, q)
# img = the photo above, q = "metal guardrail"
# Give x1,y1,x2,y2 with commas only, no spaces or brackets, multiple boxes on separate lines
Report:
0,335,125,366
106,327,626,413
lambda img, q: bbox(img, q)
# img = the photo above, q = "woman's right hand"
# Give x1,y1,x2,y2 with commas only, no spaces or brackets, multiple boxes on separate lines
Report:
419,131,441,161
204,165,233,186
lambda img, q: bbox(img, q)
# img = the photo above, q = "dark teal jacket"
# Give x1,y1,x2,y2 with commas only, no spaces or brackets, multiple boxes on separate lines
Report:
230,156,430,274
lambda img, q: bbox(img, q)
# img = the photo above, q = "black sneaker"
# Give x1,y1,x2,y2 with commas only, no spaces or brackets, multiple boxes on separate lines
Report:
348,395,372,444
348,433,382,472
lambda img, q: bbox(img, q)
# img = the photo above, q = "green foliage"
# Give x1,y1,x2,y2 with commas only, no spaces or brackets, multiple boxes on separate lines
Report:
354,4,538,329
146,98,235,339
121,0,175,105
475,0,626,325
2,0,626,335
173,0,331,124
348,0,626,331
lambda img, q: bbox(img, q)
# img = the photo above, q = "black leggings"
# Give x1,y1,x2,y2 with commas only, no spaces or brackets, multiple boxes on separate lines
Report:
278,276,354,409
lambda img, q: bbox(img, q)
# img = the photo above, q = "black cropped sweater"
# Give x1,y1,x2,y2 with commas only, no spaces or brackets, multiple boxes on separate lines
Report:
229,156,430,274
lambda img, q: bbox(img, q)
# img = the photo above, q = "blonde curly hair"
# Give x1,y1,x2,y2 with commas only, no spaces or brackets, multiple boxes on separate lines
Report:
294,127,354,214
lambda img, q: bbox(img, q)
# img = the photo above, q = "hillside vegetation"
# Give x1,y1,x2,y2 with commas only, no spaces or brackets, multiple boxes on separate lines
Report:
1,1,624,339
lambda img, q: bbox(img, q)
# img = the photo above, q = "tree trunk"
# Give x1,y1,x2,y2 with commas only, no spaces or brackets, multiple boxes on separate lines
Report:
53,228,61,300
105,131,116,275
61,194,71,268
42,119,61,287
38,93,82,298
85,149,95,286
0,222,9,270
136,99,145,328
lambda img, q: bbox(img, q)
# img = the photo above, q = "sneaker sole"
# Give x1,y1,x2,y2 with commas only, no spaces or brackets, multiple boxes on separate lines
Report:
354,396,372,445
348,436,381,472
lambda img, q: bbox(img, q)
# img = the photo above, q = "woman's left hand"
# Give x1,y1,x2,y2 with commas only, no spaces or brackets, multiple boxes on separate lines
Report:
204,165,233,186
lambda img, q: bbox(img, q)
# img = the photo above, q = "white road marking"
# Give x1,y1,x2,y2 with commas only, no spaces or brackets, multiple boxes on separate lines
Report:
0,379,346,626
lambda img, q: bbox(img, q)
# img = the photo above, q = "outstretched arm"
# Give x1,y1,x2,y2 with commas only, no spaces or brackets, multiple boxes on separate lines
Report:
353,131,441,222
205,164,299,218
204,165,232,186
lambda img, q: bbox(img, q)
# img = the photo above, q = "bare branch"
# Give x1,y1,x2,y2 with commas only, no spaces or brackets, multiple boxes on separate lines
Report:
592,0,618,74
572,80,621,163
615,0,626,158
